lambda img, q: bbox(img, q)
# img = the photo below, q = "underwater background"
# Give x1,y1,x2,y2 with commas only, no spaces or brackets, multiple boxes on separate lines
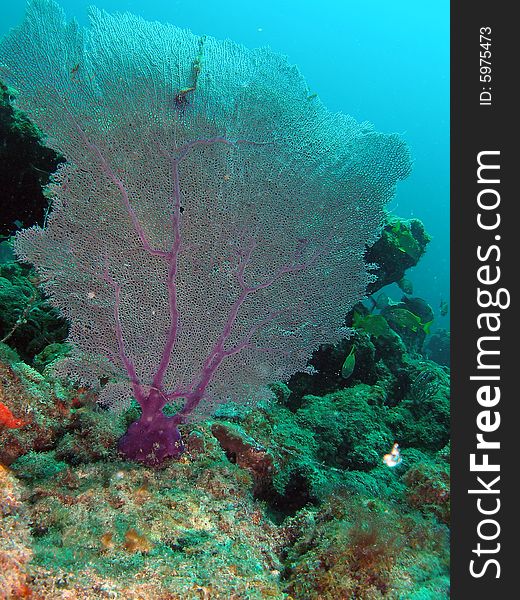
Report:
0,1,450,598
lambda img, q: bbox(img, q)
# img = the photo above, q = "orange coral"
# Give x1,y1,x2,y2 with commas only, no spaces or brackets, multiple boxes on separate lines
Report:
100,532,115,550
0,400,25,428
123,528,153,553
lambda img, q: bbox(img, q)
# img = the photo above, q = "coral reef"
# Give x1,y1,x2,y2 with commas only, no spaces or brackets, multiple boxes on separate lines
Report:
0,81,63,240
2,0,411,466
1,388,450,599
283,492,449,599
0,4,448,597
0,315,450,598
0,213,449,598
10,456,285,599
0,271,450,593
0,203,449,599
425,328,450,367
0,465,33,599
365,217,430,295
0,261,68,362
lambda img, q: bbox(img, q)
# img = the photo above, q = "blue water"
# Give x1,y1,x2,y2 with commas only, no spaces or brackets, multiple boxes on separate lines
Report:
1,0,449,328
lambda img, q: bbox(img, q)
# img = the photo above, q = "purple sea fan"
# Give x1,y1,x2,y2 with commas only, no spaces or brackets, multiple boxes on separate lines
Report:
0,0,411,465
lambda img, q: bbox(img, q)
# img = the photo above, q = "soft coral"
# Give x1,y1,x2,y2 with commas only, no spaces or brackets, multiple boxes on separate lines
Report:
0,401,25,428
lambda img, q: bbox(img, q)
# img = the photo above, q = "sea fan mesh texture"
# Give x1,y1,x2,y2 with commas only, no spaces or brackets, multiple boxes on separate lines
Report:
0,0,411,414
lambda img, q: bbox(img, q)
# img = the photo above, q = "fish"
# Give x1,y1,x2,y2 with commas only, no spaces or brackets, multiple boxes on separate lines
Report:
353,311,391,338
375,293,401,310
386,307,432,334
0,240,14,263
383,442,402,467
341,345,356,380
391,220,422,261
440,299,449,317
397,277,413,295
422,319,433,335
374,292,390,309
368,292,396,311
386,307,422,331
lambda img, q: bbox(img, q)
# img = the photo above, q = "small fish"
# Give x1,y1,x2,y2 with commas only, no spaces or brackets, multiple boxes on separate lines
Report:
0,240,14,263
373,293,401,310
391,221,421,260
341,345,356,380
374,292,390,310
368,292,395,311
397,277,413,295
386,307,432,334
422,319,433,335
387,307,423,332
383,442,402,467
440,300,449,317
353,312,391,338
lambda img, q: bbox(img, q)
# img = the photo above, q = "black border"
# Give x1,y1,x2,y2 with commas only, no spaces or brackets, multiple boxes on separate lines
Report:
451,2,515,596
